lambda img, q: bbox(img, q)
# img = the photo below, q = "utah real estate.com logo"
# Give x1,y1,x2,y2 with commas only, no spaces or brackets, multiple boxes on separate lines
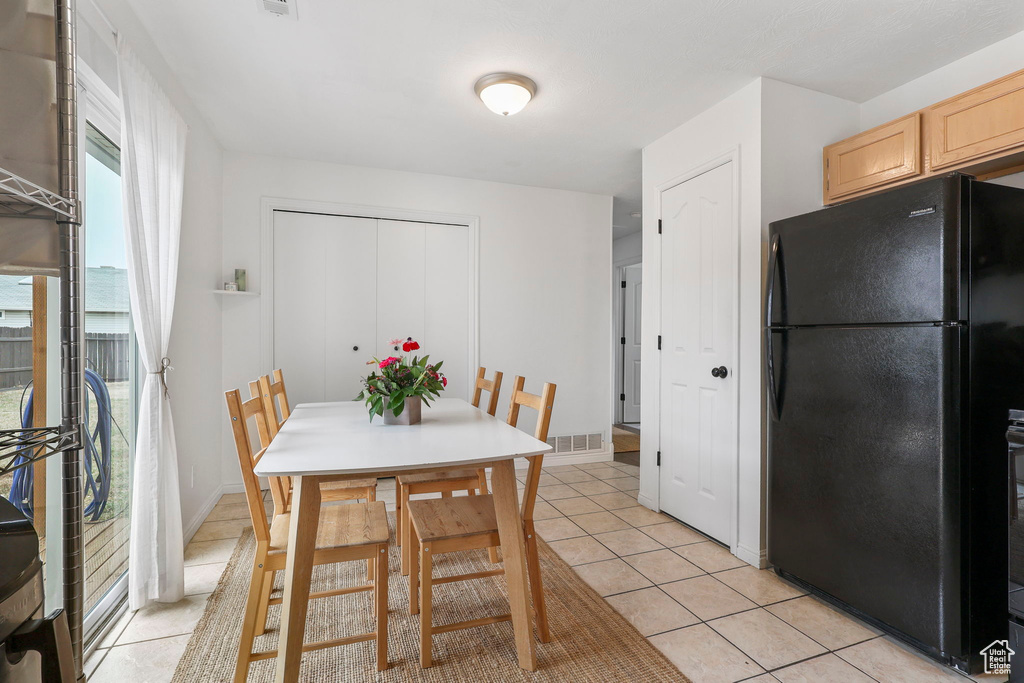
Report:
981,639,1014,675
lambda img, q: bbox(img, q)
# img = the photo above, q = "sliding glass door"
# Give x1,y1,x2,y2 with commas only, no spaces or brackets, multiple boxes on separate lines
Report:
81,122,136,629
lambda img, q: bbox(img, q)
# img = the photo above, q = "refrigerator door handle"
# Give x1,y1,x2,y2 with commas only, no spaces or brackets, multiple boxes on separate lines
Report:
765,233,779,329
1011,442,1019,522
765,234,780,418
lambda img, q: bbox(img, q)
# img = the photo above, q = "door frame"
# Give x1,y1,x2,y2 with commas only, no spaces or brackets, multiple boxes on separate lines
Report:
613,257,641,425
259,197,480,401
647,147,742,554
78,58,143,647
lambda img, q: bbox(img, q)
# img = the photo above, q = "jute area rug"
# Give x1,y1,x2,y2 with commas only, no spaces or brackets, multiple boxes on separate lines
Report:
173,515,688,682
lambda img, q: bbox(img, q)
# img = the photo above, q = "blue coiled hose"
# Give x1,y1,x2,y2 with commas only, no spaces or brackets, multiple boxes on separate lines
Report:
10,368,113,522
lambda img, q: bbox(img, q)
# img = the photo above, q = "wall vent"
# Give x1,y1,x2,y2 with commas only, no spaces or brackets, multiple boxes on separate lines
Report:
547,433,604,455
257,0,297,19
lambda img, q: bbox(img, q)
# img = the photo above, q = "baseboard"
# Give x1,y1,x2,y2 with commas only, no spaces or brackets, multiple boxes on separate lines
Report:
183,484,228,545
735,543,767,569
533,443,614,467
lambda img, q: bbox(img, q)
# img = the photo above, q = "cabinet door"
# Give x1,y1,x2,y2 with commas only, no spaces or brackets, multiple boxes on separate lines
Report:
823,113,920,203
926,69,1024,170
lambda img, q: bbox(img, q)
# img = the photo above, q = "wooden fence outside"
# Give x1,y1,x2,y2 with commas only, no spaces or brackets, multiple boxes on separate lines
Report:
0,327,130,390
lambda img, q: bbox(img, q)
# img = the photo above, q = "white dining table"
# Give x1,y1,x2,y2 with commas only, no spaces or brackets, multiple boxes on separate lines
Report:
253,398,553,681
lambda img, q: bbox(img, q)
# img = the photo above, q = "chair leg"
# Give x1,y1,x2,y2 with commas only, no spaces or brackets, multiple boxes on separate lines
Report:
235,548,268,683
375,545,389,671
367,489,375,581
525,523,551,643
419,543,433,668
409,527,419,615
395,479,402,546
401,485,412,576
478,469,500,564
253,569,274,637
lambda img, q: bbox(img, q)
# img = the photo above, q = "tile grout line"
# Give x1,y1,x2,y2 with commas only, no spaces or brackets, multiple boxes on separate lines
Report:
107,629,201,651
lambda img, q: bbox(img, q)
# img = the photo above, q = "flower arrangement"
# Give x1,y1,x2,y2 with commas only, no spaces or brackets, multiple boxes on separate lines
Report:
357,338,447,423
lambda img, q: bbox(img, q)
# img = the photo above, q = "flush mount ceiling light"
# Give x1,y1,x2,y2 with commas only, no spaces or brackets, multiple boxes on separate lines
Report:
474,73,537,116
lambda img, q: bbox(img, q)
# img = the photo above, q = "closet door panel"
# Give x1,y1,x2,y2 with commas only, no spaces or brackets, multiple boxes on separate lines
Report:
273,211,328,405
376,220,425,358
425,224,470,400
324,216,377,401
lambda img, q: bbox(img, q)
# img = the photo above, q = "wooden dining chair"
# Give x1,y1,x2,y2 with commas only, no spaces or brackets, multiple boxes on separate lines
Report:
406,376,555,667
396,366,503,576
225,388,390,678
252,370,378,514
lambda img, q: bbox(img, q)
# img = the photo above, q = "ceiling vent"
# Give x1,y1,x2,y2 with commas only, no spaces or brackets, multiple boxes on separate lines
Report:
257,0,297,20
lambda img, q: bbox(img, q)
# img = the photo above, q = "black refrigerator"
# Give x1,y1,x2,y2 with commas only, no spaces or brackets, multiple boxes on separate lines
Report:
767,173,1024,675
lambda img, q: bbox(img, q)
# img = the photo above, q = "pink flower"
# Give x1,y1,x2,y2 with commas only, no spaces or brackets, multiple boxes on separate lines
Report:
387,338,403,346
379,356,400,369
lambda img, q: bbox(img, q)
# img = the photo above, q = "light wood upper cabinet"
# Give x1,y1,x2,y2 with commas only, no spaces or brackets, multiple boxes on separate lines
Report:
822,68,1024,205
823,113,921,203
926,70,1024,170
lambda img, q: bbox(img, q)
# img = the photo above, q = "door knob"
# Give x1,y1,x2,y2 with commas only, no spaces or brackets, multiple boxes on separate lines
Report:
352,346,359,351
711,366,728,378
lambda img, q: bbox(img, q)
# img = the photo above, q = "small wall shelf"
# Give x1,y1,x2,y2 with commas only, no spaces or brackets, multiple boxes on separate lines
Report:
212,289,259,297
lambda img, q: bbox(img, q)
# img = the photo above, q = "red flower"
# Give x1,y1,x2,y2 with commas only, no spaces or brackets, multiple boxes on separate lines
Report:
441,376,447,387
402,338,420,352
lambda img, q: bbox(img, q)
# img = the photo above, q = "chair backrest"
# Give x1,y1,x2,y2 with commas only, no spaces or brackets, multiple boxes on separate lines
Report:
471,366,504,416
258,369,292,438
505,376,556,522
225,388,273,544
250,374,292,514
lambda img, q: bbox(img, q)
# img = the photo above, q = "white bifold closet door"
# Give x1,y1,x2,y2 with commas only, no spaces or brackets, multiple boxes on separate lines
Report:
273,211,471,408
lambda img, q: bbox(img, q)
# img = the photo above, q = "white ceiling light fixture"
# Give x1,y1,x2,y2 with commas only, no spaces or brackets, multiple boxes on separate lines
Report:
474,73,536,117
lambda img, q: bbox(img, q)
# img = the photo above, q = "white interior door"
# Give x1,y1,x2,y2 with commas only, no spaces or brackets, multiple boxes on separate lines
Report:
376,220,472,398
622,263,642,423
423,223,470,398
658,162,736,544
377,219,426,360
274,212,377,406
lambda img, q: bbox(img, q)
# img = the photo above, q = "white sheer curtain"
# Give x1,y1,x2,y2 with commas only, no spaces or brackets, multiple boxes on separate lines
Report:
117,36,189,610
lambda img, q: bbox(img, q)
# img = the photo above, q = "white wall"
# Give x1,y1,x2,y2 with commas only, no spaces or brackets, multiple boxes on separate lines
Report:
761,80,861,227
860,29,1024,128
613,231,642,265
89,0,225,539
220,153,612,487
641,78,860,567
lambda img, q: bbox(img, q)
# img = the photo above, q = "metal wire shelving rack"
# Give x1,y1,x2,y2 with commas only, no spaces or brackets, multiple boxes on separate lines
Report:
1,0,87,679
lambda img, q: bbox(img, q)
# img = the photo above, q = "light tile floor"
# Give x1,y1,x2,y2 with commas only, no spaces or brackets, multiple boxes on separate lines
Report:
86,460,1005,682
